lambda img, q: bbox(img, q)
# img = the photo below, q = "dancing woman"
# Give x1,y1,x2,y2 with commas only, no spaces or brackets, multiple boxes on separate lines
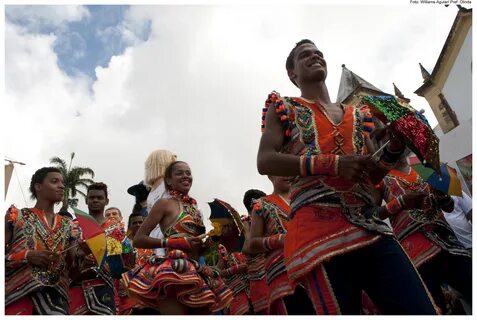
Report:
123,161,233,314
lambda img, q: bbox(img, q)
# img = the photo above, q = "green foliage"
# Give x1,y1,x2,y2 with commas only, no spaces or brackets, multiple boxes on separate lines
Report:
49,152,95,210
203,240,219,266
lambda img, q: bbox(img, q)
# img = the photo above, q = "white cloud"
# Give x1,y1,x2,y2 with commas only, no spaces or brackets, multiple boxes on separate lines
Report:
4,5,462,230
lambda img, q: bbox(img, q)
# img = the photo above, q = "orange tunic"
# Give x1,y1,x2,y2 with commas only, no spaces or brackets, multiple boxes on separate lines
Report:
272,96,390,283
380,169,469,267
5,206,75,315
252,194,295,312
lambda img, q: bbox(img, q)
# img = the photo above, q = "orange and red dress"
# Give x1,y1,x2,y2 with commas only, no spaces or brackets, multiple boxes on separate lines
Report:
117,236,153,315
122,193,233,313
218,247,251,315
252,194,296,314
379,169,470,267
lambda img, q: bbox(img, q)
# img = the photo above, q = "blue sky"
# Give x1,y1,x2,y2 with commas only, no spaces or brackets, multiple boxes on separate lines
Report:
6,5,152,80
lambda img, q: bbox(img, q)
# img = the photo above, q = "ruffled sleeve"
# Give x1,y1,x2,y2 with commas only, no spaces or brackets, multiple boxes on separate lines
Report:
359,105,375,138
251,199,270,221
261,91,293,138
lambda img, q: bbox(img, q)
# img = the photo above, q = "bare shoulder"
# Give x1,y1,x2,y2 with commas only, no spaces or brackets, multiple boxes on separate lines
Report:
150,198,178,217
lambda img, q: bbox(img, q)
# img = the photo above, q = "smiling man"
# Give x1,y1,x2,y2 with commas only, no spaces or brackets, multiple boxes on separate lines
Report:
256,39,439,315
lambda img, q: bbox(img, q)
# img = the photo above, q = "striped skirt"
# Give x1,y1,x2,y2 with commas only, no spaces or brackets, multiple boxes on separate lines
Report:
247,254,270,313
284,205,381,283
122,250,233,313
265,250,294,309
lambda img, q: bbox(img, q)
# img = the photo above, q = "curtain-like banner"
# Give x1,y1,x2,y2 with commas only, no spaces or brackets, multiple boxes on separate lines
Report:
5,163,14,199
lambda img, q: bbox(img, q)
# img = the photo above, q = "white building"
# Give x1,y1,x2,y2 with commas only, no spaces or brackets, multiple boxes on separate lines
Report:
414,6,472,195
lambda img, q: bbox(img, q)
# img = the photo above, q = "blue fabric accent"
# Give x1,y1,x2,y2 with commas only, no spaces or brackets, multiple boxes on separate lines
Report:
363,126,373,132
311,269,329,315
305,154,312,176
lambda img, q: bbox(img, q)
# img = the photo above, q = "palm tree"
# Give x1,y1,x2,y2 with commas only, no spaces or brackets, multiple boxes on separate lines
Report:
50,152,95,210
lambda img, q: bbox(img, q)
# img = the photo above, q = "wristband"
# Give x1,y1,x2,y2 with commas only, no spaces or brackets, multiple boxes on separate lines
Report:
299,154,339,177
376,146,405,171
161,238,191,251
385,196,405,215
383,146,404,161
6,249,29,263
262,234,285,251
377,158,395,171
226,265,240,276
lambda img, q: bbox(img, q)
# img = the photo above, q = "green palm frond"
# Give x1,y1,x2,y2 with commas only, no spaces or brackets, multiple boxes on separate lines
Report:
70,186,78,198
76,181,92,192
49,157,68,176
49,157,67,169
48,153,96,210
77,178,95,185
70,167,95,179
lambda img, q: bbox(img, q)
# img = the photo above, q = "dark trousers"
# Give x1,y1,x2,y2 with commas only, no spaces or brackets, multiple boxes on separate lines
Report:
283,284,316,315
321,236,439,315
418,251,472,314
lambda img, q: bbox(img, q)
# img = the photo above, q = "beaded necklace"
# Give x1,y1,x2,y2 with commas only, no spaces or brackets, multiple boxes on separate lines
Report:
168,190,203,227
169,190,198,206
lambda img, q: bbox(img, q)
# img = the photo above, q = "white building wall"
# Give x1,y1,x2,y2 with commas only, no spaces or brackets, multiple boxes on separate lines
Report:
435,119,472,195
436,119,472,163
442,28,472,125
438,27,472,195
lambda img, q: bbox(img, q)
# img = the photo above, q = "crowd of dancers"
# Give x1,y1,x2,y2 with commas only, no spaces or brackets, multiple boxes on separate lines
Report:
5,39,472,315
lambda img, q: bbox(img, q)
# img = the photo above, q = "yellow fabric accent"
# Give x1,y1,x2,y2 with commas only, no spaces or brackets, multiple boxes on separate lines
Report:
86,233,107,265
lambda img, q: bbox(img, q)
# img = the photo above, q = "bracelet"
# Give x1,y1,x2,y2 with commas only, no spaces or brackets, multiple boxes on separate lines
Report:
385,196,405,215
6,249,30,263
299,154,339,177
227,265,240,276
386,145,404,154
382,147,403,163
161,238,191,251
262,234,285,251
